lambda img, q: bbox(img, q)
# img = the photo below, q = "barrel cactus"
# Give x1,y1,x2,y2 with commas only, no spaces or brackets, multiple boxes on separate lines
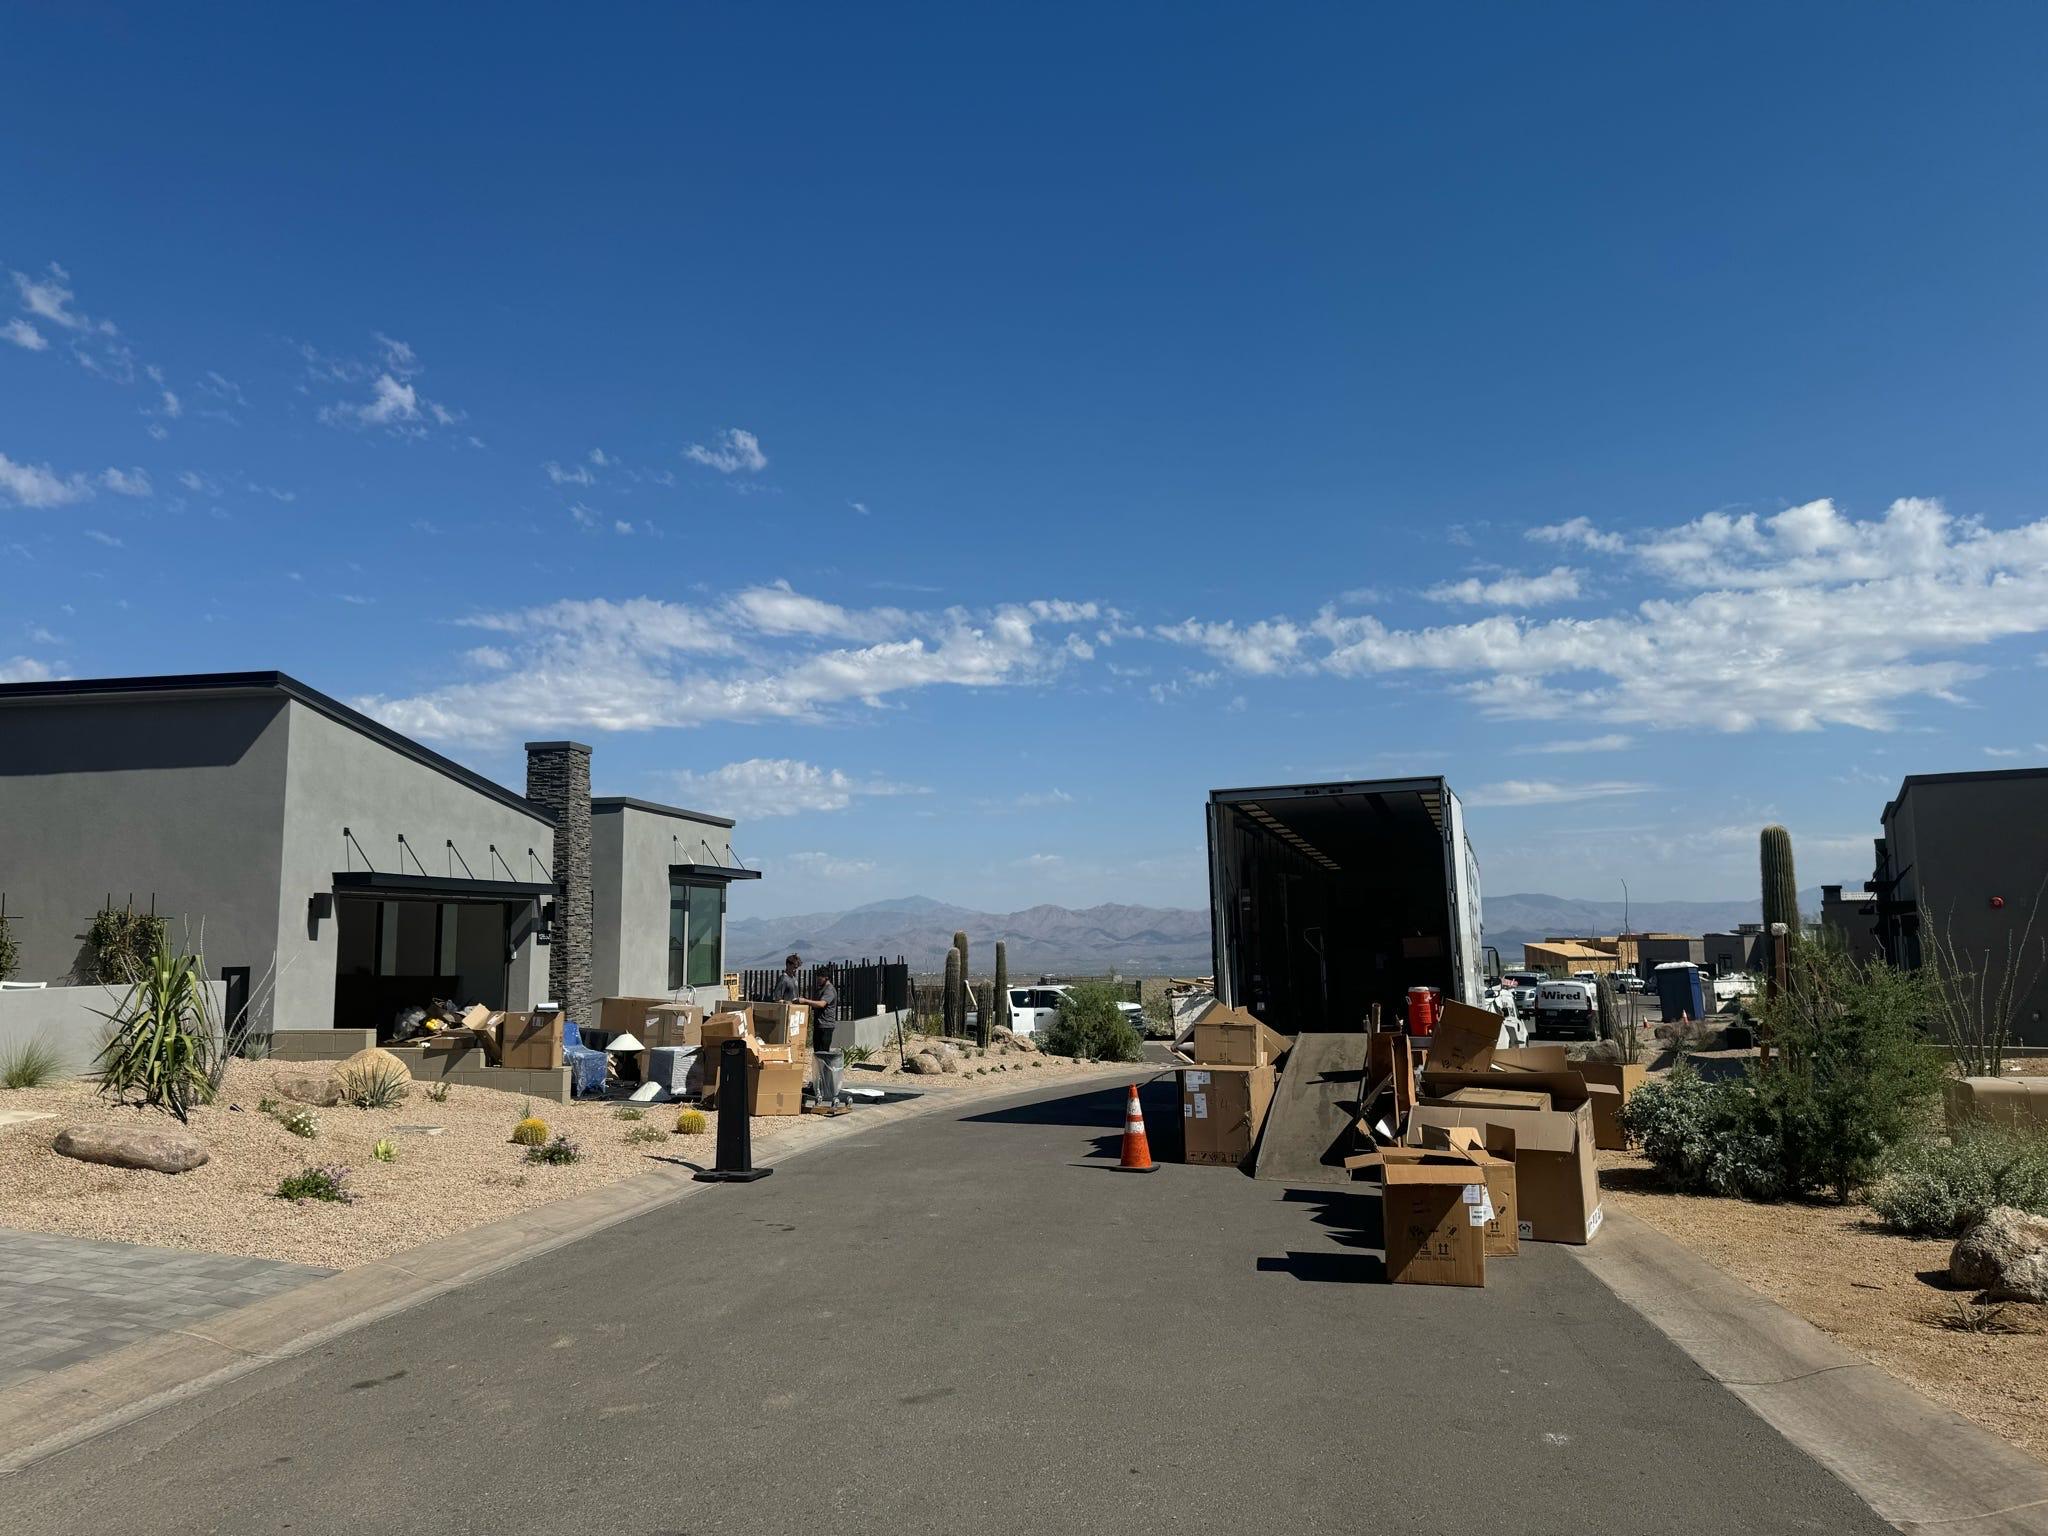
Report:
510,1115,549,1147
1760,824,1800,937
674,1107,708,1135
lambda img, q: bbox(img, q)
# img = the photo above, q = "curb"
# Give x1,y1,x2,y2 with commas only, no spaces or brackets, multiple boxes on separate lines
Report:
0,1064,1137,1477
1573,1208,2048,1535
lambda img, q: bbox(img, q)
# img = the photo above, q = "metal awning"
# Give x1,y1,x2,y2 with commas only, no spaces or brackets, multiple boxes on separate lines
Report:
670,863,763,883
332,871,556,901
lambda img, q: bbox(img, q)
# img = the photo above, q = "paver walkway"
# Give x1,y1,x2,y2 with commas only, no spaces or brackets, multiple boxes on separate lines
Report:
0,1229,331,1389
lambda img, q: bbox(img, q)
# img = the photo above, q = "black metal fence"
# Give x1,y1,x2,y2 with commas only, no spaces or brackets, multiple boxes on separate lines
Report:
739,956,911,1016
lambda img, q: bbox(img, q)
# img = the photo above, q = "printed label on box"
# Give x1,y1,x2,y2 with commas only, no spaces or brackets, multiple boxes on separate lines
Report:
1192,1092,1208,1119
1186,1070,1210,1087
1517,1220,1534,1240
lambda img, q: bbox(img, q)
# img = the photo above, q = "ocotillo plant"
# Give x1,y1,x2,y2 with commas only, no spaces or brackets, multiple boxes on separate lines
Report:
943,945,964,1036
1760,824,1800,938
986,941,1009,1045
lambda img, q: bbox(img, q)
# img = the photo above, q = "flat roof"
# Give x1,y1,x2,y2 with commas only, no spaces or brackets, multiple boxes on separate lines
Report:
591,795,735,829
0,670,552,827
1886,765,2048,819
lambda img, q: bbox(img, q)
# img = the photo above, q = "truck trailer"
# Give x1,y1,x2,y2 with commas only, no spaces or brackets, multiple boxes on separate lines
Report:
1206,777,1484,1034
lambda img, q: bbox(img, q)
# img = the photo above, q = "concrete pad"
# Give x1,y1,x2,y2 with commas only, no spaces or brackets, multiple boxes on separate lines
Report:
1575,1208,2048,1534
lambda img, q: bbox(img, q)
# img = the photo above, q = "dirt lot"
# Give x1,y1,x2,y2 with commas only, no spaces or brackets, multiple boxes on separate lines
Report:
0,1043,1126,1270
1600,1147,2048,1467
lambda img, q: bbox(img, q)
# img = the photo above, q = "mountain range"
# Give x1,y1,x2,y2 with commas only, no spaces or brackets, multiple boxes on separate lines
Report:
726,889,1823,975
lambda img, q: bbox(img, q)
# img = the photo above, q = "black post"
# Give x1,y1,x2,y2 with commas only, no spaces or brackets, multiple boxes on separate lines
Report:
694,1039,772,1183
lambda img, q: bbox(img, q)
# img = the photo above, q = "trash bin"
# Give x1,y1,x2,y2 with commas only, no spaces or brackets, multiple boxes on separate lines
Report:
812,1049,846,1107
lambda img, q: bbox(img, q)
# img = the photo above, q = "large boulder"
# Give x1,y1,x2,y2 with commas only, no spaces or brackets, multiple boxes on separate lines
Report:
1950,1206,2048,1302
53,1122,210,1174
276,1069,342,1107
337,1046,411,1083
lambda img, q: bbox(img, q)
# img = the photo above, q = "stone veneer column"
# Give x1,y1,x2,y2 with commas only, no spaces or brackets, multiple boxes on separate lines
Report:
524,740,593,1026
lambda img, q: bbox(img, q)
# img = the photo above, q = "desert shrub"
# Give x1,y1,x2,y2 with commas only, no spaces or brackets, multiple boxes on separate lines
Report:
275,1105,319,1138
1042,982,1144,1062
612,1106,645,1121
337,1058,409,1110
846,1045,874,1065
1868,1125,2048,1237
1621,1065,1792,1200
1,1037,64,1089
424,1081,452,1103
624,1125,665,1145
94,935,218,1121
675,1107,708,1135
1141,994,1175,1038
371,1138,398,1164
0,914,19,982
510,1115,549,1146
276,1163,354,1203
525,1133,581,1165
84,905,168,986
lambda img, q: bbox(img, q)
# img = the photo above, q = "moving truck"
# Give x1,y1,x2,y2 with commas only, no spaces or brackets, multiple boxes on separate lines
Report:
1207,778,1484,1034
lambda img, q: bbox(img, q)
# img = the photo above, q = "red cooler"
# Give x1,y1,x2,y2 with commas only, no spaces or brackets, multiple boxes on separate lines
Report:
1405,985,1440,1037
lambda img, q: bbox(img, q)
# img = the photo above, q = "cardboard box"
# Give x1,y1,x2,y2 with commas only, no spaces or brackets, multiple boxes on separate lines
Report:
1417,1124,1519,1257
1423,1000,1507,1076
1411,1067,1608,1244
748,1058,805,1116
497,1010,564,1070
1191,1005,1290,1068
1575,1060,1648,1150
711,999,755,1023
643,1002,706,1050
753,1001,811,1058
1347,1142,1493,1286
599,995,675,1038
1178,1063,1277,1167
1944,1076,2048,1133
1436,1086,1551,1112
1360,1031,1416,1136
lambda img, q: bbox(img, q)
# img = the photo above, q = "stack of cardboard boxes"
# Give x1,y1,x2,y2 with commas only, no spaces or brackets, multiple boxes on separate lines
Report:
1175,1005,1288,1168
1348,1000,1617,1287
697,999,810,1116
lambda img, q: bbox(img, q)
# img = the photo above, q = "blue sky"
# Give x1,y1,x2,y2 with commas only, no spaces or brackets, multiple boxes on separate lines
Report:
5,3,2047,917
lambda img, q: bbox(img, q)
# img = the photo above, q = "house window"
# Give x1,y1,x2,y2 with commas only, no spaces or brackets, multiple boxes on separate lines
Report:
668,879,725,990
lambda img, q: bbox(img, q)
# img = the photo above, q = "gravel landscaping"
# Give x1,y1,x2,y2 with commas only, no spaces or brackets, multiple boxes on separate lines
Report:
0,1046,1128,1270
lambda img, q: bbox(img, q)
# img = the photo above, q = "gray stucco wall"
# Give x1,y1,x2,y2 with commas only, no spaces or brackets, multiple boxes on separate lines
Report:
0,980,227,1076
0,695,290,1003
1886,775,2048,1046
590,802,735,1002
274,701,556,1030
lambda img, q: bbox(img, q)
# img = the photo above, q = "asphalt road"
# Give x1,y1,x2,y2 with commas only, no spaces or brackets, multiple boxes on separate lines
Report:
2,1074,1888,1536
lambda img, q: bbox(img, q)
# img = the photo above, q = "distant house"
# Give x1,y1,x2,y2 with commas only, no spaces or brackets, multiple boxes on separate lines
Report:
0,672,756,1037
1865,766,2048,1046
1819,885,1881,965
1523,939,1621,975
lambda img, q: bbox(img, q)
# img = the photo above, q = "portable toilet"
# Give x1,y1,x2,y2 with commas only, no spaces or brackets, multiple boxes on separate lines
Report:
1654,961,1705,1023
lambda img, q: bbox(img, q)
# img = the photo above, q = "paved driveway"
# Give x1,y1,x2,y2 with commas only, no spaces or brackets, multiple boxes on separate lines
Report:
2,1075,1888,1534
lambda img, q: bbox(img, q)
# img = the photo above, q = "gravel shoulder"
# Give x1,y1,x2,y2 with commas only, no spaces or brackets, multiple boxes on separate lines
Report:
0,1045,1127,1270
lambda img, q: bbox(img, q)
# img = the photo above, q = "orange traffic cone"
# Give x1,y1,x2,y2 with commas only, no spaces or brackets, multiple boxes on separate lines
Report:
1118,1084,1156,1172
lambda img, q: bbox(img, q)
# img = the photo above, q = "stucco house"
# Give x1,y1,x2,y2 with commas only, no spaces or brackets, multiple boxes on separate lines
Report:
0,671,754,1039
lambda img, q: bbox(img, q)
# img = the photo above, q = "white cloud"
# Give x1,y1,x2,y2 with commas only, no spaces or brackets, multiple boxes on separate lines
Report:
0,656,56,683
464,646,510,669
99,467,152,497
849,500,870,516
2,318,46,351
684,427,767,474
1424,566,1581,606
1515,733,1635,754
1526,516,1626,554
0,453,91,507
159,388,182,418
1152,617,1303,675
669,758,926,819
82,528,124,548
309,335,456,435
613,519,633,535
780,851,877,881
1464,780,1652,807
588,448,609,467
1151,497,2048,735
1983,746,2023,759
358,590,1104,745
545,459,595,486
11,264,108,333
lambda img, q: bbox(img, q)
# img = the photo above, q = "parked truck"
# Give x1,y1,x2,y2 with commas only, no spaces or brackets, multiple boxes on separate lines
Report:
1206,777,1484,1034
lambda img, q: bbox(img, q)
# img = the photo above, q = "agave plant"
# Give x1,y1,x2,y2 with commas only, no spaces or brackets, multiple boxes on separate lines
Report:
94,937,218,1122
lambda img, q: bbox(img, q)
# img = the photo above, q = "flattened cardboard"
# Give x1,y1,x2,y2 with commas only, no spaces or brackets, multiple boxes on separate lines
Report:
1575,1060,1648,1150
1424,1001,1506,1076
1366,1032,1417,1121
1191,1006,1291,1067
1436,1086,1551,1111
1350,1143,1490,1286
1492,1044,1573,1073
1178,1063,1276,1167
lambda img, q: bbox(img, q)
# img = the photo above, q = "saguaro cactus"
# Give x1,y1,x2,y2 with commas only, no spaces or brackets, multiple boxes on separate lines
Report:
987,941,1009,1045
943,945,964,1037
1760,824,1800,938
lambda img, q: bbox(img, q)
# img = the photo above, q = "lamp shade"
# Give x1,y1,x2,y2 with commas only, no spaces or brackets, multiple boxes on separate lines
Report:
604,1032,644,1053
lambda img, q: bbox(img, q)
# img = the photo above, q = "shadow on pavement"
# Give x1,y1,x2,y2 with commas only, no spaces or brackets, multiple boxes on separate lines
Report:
1257,1251,1386,1284
962,1076,1184,1161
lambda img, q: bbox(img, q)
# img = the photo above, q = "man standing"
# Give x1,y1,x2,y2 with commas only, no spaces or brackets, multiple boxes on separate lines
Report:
805,962,845,1109
776,953,804,1004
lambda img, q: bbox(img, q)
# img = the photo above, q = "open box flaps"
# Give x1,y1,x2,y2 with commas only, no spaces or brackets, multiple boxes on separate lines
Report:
1423,1000,1508,1076
1346,1139,1493,1287
1406,1078,1603,1245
